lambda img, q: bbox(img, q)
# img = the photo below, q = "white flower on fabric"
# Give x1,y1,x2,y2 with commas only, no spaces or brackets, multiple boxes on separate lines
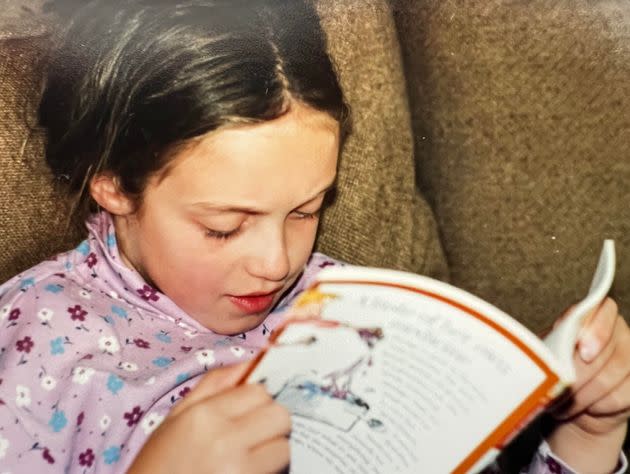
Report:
37,308,54,323
0,305,10,322
78,289,92,300
40,375,57,391
72,367,95,385
99,414,111,430
144,376,156,386
15,385,31,408
195,349,215,366
121,361,138,372
109,290,121,300
184,329,198,339
0,435,9,459
98,335,120,354
141,412,165,435
230,346,245,358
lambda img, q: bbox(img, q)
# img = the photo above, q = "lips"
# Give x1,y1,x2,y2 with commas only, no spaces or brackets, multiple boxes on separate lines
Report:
228,289,282,314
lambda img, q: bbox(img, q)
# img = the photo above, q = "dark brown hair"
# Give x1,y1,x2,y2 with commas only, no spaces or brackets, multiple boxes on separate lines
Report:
39,0,350,222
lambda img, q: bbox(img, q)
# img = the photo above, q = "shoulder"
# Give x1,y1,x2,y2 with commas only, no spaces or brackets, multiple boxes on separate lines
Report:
301,252,346,286
0,245,116,344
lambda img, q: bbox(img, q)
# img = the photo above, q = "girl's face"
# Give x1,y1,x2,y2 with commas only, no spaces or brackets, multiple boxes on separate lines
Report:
112,103,340,335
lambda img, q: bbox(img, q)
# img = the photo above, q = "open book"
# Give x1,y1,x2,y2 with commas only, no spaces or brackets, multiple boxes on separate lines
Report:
244,240,616,473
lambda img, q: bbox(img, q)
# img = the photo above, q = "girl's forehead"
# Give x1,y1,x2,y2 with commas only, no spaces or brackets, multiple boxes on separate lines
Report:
147,105,340,206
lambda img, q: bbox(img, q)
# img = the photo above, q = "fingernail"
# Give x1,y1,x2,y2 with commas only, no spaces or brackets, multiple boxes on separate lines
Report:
579,336,600,362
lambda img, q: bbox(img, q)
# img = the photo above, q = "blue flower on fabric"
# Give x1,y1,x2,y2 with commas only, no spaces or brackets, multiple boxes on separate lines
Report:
49,410,67,432
45,283,64,294
65,261,73,271
103,446,121,465
155,331,172,343
175,372,191,384
152,357,173,368
107,233,116,248
19,278,35,291
76,240,90,256
50,337,65,355
111,306,127,319
107,374,124,394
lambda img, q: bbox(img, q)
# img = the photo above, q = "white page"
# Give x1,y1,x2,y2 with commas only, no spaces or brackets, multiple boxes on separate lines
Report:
249,283,551,473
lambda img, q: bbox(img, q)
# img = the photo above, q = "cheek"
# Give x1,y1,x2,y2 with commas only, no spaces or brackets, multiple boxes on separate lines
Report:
287,221,319,269
139,219,231,297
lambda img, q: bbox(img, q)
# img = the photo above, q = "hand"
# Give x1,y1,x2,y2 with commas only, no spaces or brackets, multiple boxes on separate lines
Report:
547,298,630,472
128,363,291,474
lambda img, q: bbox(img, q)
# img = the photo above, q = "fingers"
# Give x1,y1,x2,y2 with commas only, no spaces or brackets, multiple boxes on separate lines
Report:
578,316,630,417
577,298,618,363
200,383,275,419
566,298,619,393
557,310,630,419
232,401,292,448
587,374,630,417
170,362,252,417
247,437,291,474
175,380,284,430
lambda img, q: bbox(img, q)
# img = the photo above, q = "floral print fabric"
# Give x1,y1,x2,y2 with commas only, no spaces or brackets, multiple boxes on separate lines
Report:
0,212,329,472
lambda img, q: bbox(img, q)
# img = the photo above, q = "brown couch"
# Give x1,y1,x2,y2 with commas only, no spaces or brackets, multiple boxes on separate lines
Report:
1,1,629,332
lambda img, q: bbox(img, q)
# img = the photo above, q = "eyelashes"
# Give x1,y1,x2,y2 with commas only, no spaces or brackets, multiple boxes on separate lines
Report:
293,209,321,220
204,210,321,241
205,228,239,241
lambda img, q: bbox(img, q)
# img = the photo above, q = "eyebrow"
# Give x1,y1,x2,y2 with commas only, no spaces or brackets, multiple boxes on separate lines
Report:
190,180,337,215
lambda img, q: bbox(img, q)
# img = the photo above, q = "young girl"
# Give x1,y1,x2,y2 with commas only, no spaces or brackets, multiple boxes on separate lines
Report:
1,1,629,472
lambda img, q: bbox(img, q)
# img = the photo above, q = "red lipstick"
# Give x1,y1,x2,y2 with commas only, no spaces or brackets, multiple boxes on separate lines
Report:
228,291,279,314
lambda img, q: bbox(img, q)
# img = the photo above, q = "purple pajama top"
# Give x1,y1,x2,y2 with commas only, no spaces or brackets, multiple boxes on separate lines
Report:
0,212,625,473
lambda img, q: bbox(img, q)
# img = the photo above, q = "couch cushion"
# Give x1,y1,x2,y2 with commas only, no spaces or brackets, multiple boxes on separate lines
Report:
393,0,630,331
0,35,80,281
0,0,52,40
0,0,448,283
315,0,448,278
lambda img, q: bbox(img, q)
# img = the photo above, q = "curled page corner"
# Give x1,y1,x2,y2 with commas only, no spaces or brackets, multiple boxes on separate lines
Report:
543,239,616,382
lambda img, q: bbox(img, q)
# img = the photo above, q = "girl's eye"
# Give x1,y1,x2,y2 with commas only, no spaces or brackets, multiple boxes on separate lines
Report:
294,209,321,220
205,228,239,240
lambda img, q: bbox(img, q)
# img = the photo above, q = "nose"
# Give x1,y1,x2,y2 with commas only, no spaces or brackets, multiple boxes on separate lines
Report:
245,224,291,282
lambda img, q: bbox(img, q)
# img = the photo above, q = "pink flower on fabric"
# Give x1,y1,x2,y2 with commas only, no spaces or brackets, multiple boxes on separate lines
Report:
85,252,98,268
78,448,95,467
123,406,144,427
133,338,150,349
42,448,55,464
16,336,34,353
179,387,191,398
8,308,20,321
67,305,87,321
137,285,159,302
545,457,562,474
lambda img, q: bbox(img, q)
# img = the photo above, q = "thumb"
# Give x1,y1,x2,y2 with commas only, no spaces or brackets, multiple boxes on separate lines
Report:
169,362,251,417
576,298,617,363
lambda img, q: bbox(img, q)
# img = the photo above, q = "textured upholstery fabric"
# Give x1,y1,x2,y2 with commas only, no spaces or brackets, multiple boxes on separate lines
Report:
315,0,448,278
393,0,630,332
0,0,51,40
0,0,448,283
0,35,77,281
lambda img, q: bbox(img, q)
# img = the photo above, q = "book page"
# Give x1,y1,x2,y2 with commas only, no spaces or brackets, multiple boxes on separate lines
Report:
247,282,560,473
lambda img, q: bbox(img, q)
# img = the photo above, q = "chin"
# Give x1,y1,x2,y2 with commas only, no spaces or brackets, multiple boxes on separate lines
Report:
204,312,269,336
